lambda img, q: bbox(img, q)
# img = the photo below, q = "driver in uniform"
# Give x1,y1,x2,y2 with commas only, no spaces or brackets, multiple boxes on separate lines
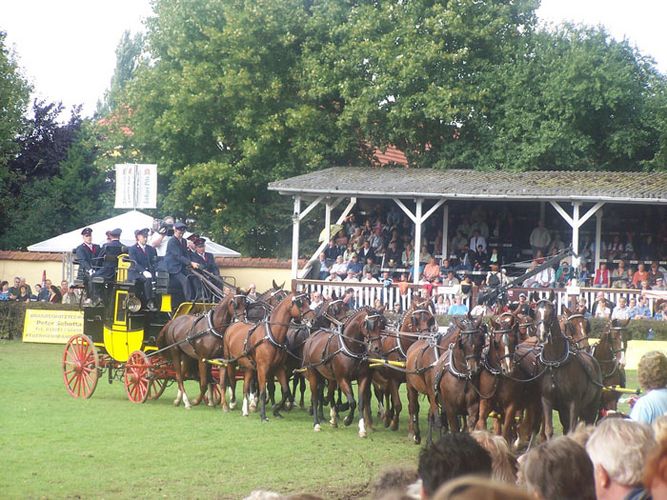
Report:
128,228,158,310
75,227,100,303
164,221,199,301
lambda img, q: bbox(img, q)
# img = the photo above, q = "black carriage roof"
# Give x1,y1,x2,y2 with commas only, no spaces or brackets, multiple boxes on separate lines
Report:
268,167,667,205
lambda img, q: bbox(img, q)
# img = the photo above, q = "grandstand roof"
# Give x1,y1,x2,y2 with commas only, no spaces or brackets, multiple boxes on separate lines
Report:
268,167,667,204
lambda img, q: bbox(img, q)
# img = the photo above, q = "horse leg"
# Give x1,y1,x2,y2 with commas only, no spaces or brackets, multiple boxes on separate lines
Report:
407,384,421,444
298,374,306,409
542,396,554,440
476,397,492,431
374,383,385,423
357,376,370,438
306,370,322,431
191,359,208,406
267,377,276,407
172,351,192,409
219,363,229,412
339,379,357,427
272,366,291,418
257,366,269,422
466,397,480,432
324,381,337,427
241,370,253,417
390,381,402,432
226,365,238,410
502,402,517,444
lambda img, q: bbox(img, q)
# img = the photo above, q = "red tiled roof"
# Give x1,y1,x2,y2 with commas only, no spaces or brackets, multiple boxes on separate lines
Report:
372,145,409,167
0,251,62,262
215,257,305,269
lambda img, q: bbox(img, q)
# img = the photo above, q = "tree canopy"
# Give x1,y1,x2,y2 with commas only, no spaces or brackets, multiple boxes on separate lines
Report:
0,1,665,253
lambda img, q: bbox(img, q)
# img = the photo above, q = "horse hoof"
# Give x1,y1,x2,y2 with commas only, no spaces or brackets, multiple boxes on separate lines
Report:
229,401,237,410
314,424,321,432
273,412,283,419
173,400,180,407
222,407,230,413
184,405,191,410
390,422,399,432
330,420,338,428
413,435,421,445
285,402,293,411
261,418,269,423
359,431,367,438
343,417,353,427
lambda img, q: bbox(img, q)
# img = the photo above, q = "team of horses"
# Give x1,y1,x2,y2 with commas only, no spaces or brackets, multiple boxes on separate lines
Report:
156,284,631,447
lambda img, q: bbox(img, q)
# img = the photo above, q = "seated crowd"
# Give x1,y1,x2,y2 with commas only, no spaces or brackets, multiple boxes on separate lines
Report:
0,276,78,304
304,203,667,320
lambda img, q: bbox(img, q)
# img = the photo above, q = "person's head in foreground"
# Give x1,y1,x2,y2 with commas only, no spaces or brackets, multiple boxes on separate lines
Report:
644,437,667,500
431,475,531,500
638,351,667,392
521,436,595,500
586,418,656,500
418,433,491,499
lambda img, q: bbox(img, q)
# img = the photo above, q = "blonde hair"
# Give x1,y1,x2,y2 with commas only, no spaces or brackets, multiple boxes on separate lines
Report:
470,431,517,483
432,475,530,500
638,351,667,391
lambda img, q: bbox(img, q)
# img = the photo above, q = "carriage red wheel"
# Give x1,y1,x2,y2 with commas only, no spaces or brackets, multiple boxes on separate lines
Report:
148,377,168,400
63,334,99,399
124,351,151,403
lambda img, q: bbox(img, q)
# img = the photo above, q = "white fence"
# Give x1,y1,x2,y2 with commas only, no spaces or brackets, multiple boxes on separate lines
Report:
294,279,658,315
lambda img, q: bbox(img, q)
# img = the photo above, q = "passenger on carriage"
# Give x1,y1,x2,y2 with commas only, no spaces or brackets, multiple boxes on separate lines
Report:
75,227,100,302
128,228,158,311
90,228,126,306
189,238,219,276
163,221,199,302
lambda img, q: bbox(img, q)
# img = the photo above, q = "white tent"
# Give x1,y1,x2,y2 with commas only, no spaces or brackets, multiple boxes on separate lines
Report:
27,210,241,257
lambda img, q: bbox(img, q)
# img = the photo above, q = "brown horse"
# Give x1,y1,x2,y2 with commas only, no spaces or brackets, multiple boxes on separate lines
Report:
593,318,630,412
476,313,542,445
434,315,487,432
282,296,350,410
220,292,312,421
301,306,387,437
533,299,602,438
373,297,436,431
405,314,483,444
156,290,247,409
559,306,592,351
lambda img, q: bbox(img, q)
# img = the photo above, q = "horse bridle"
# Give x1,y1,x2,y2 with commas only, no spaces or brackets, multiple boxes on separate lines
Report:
562,313,590,349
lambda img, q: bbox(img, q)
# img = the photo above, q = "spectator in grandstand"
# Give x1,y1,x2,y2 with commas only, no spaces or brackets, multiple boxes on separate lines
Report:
18,277,32,298
31,284,41,301
632,263,650,288
343,270,359,283
611,297,631,320
586,418,655,500
402,242,414,269
348,227,363,250
606,235,625,261
473,244,488,270
7,276,20,299
60,281,78,305
357,239,376,264
246,284,258,302
488,247,501,268
521,436,595,500
309,291,323,311
442,270,459,287
342,288,356,309
485,263,502,288
631,351,667,424
384,239,402,265
511,292,530,315
361,271,377,284
0,281,9,301
459,275,473,298
631,296,652,320
529,220,551,257
341,242,355,262
368,226,385,255
549,232,567,255
418,432,491,499
330,255,349,280
346,254,363,278
317,252,330,280
592,292,614,319
555,260,573,287
333,229,348,247
457,243,474,271
535,260,555,288
456,215,472,239
654,277,666,291
422,256,440,283
324,239,340,265
37,279,51,301
469,229,487,254
611,260,631,288
16,285,31,302
593,262,611,288
653,302,667,321
434,295,449,316
448,295,469,316
451,230,468,255
649,261,665,286
48,285,62,303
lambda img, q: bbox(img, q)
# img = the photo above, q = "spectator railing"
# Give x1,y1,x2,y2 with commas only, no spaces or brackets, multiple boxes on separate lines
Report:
293,279,660,316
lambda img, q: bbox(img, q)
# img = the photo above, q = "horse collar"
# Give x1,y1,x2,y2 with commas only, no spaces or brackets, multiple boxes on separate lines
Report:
207,309,225,340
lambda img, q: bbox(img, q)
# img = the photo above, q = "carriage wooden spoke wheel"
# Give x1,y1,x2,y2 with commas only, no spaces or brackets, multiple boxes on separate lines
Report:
124,351,153,403
147,377,168,400
62,334,100,399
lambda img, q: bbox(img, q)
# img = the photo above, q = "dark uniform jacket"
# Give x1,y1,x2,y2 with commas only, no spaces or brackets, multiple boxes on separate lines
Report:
75,242,101,280
93,240,126,280
128,243,158,281
189,250,219,276
164,236,191,274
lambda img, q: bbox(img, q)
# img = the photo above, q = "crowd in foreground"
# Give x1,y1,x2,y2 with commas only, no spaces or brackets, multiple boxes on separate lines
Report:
244,351,667,499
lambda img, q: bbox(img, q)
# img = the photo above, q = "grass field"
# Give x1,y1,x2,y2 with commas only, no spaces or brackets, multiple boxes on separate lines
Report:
0,341,639,499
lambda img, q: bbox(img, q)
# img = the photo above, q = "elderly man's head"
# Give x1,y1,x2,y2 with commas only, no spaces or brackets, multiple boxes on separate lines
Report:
586,418,656,499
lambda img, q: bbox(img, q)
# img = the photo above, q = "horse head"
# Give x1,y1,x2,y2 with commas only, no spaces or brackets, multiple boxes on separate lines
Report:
362,306,387,356
289,292,313,324
560,305,591,351
533,299,558,343
453,313,485,375
229,289,248,322
490,313,520,375
404,300,436,334
605,318,631,366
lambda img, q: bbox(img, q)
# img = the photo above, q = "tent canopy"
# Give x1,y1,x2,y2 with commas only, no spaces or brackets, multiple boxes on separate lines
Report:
27,210,241,257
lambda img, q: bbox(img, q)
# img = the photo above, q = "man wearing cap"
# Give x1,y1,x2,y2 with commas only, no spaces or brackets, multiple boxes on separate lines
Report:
75,227,101,302
90,228,126,305
512,292,530,315
164,221,199,301
189,238,219,276
128,228,158,310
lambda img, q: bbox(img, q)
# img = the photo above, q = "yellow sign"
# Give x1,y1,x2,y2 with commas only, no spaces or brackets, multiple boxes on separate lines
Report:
22,309,84,344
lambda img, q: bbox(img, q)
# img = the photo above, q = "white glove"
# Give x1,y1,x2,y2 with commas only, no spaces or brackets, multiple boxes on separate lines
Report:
143,271,152,279
88,269,94,276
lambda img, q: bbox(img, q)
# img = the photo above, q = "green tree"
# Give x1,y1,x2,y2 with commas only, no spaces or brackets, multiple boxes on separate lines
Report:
98,30,145,115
